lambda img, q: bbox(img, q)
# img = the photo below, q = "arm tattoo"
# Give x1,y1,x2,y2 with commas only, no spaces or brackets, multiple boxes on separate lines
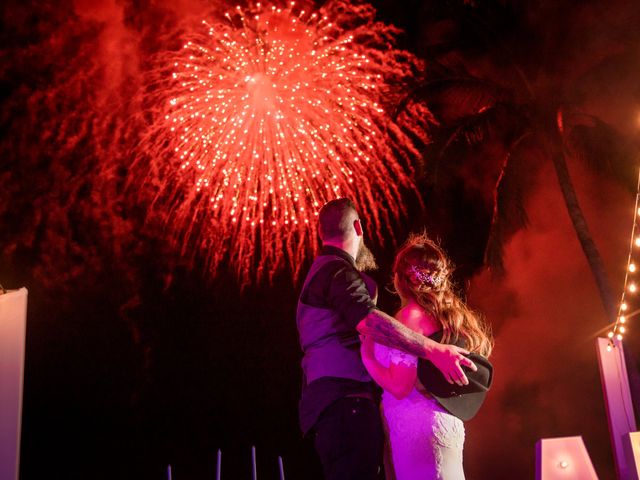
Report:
361,310,427,358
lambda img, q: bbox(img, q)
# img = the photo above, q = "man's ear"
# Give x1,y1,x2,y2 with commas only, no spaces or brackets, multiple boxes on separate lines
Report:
354,219,363,236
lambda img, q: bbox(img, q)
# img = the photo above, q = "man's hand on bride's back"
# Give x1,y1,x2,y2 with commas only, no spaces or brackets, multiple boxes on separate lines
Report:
359,334,375,360
427,344,477,386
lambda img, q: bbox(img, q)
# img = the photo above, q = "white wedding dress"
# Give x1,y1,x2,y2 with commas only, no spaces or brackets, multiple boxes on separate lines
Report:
374,343,466,480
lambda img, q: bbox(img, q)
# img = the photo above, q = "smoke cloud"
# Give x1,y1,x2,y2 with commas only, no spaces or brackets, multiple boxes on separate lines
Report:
466,157,631,479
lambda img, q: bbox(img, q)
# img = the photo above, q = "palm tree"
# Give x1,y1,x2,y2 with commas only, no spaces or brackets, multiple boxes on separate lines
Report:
391,0,640,322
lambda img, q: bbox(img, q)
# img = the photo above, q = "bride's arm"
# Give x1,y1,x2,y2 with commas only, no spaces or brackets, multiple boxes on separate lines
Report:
360,335,417,400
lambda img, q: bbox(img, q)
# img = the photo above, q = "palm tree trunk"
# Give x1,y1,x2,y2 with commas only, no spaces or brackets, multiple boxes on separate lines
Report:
549,133,617,322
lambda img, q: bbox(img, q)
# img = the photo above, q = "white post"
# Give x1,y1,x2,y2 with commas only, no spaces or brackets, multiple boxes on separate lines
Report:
216,449,221,480
278,456,285,480
0,288,28,480
252,446,257,480
596,337,638,479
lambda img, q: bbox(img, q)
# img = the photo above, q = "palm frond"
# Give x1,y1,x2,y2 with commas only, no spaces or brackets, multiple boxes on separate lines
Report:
483,134,541,273
565,117,640,192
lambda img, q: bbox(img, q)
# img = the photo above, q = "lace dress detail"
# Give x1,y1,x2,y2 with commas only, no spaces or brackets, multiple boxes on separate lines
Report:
374,343,465,480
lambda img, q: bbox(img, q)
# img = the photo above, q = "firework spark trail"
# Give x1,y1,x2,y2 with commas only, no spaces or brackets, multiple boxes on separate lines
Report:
0,3,144,290
135,0,431,284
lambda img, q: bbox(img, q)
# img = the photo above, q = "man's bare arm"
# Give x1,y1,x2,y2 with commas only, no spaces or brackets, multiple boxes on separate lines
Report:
357,309,477,385
357,309,427,357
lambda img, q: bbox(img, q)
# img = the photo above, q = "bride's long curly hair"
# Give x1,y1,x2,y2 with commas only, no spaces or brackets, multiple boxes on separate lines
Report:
393,233,493,357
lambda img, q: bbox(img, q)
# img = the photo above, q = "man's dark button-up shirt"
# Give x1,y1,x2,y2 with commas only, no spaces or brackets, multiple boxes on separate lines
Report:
298,245,379,435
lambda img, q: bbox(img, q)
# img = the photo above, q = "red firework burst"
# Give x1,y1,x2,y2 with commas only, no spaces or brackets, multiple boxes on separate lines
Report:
137,0,430,284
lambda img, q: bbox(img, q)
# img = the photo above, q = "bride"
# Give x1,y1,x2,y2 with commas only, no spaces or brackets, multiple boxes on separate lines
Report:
360,233,493,479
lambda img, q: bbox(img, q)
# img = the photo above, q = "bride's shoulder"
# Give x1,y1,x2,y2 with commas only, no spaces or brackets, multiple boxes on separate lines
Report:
395,304,425,327
395,304,439,334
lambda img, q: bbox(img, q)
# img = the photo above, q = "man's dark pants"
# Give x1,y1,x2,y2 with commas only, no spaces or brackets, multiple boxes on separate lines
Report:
313,396,384,480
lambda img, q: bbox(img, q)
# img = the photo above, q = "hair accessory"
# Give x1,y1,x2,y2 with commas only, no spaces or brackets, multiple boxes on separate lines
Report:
410,265,445,288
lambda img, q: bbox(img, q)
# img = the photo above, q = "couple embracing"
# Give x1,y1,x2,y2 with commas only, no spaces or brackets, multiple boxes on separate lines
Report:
297,198,493,480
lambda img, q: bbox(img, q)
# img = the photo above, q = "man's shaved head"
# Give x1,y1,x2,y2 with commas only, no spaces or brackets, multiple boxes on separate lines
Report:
318,198,358,242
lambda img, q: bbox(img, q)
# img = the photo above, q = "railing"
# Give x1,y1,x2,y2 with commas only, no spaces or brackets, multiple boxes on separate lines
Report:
166,446,286,480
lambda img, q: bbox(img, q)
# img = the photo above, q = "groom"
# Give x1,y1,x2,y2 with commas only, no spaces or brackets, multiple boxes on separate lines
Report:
296,198,475,480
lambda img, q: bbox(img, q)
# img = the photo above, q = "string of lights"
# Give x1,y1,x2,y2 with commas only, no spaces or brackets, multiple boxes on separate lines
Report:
608,167,640,347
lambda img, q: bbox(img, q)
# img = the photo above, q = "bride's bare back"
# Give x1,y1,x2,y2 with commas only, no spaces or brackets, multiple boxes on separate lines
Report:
395,301,441,338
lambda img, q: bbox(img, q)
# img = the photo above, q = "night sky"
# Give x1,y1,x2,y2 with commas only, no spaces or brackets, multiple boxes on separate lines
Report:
3,0,640,478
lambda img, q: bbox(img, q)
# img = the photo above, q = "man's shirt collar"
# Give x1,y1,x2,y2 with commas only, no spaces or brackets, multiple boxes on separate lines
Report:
320,245,356,268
